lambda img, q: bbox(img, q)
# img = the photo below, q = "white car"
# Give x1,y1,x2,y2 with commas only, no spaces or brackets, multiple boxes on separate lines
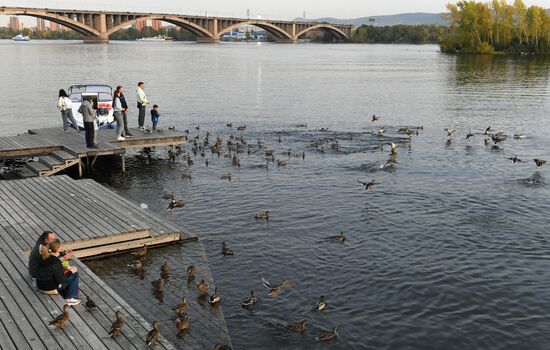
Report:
68,84,115,129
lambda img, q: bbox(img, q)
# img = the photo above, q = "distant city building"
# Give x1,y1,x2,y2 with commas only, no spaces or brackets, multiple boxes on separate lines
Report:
8,17,20,31
49,21,59,31
135,20,145,31
36,18,46,31
151,20,162,30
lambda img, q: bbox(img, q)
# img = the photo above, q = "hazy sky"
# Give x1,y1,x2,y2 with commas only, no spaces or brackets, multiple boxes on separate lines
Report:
3,0,550,24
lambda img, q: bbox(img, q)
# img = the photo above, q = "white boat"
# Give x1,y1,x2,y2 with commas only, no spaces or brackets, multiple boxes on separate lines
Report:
137,35,168,42
67,85,115,130
12,34,31,41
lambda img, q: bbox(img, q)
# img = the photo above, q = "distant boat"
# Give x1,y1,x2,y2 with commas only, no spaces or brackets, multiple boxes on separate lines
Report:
136,35,172,42
12,34,31,42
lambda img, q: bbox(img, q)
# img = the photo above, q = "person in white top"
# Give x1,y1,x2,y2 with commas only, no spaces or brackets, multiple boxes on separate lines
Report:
57,89,79,133
136,82,149,130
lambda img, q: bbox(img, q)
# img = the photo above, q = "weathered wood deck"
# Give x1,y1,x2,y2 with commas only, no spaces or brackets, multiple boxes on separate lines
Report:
0,127,187,178
0,175,194,257
0,176,232,349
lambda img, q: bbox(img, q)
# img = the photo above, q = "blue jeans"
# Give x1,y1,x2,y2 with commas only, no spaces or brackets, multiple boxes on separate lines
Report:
59,272,79,299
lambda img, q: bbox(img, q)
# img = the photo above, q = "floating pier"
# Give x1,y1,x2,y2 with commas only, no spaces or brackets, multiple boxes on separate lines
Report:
0,176,232,349
0,127,187,178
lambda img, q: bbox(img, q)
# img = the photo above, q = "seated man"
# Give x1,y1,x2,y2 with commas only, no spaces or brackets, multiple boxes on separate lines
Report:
28,231,73,287
36,239,80,306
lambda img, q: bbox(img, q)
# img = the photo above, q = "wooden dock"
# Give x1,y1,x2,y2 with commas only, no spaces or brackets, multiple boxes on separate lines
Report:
0,127,187,178
0,176,232,349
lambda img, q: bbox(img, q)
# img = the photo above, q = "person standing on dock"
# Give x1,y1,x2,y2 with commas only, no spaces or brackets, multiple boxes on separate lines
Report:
118,86,133,138
136,82,149,130
113,87,125,141
79,96,97,148
57,89,79,133
151,104,160,131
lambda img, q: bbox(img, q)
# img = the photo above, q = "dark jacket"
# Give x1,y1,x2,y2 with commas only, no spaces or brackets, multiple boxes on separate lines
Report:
36,255,72,291
28,237,44,279
120,94,128,110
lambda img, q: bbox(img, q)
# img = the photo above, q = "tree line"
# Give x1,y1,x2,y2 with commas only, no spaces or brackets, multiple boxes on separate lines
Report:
352,24,446,44
441,0,550,54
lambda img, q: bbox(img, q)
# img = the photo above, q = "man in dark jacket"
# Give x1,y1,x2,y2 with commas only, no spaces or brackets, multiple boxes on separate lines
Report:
118,86,133,138
28,231,73,281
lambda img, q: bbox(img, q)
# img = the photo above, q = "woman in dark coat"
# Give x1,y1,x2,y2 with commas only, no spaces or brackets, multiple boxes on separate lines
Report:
36,239,81,306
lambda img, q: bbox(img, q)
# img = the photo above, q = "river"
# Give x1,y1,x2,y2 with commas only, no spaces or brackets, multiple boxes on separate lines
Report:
2,40,550,349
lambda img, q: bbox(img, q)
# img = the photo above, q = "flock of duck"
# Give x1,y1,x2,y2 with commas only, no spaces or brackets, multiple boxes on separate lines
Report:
68,117,544,348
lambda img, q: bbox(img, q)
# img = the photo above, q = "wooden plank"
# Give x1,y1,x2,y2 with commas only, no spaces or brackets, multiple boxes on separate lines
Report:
60,229,151,253
76,232,180,259
0,319,17,350
0,298,33,350
0,179,90,243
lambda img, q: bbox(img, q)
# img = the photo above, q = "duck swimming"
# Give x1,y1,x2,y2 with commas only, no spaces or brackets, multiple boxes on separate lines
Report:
444,128,456,137
241,290,259,308
49,304,71,329
287,320,307,333
209,287,221,305
507,155,525,164
277,159,287,167
146,321,160,347
198,279,209,294
176,316,190,336
161,261,169,276
534,159,547,168
152,278,164,291
221,173,232,181
314,296,327,311
221,242,234,256
187,265,196,280
166,198,185,212
330,232,346,242
172,297,188,315
255,211,270,220
261,277,296,298
128,259,143,271
108,311,125,337
316,327,338,341
130,244,147,258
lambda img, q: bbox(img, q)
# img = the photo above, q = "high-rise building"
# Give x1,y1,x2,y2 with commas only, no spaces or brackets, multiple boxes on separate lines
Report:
49,21,59,31
151,20,162,30
8,17,20,31
36,18,46,31
135,20,145,31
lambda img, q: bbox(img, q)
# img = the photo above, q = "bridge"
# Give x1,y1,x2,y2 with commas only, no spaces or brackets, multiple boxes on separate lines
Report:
0,6,355,43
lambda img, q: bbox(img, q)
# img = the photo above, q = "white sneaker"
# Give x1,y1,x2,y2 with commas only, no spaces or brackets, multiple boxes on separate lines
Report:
65,298,81,306
117,136,125,141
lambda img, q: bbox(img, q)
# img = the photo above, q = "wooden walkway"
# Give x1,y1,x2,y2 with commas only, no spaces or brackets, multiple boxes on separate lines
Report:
0,127,187,178
0,176,232,349
0,175,194,257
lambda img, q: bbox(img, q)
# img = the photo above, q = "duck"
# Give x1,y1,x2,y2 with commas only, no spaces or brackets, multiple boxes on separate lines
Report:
372,114,379,122
357,180,375,191
316,327,338,341
227,123,233,128
491,132,506,144
221,242,234,256
130,244,147,258
389,142,398,154
49,304,71,329
444,128,456,137
108,311,125,337
237,125,246,131
507,155,525,164
221,173,232,181
213,345,232,350
205,159,209,167
261,277,296,298
241,290,259,308
187,265,196,280
255,211,270,220
257,162,269,169
128,259,143,271
377,127,386,136
534,159,547,168
287,320,307,333
331,231,346,242
176,316,190,336
209,287,221,305
162,192,175,200
277,159,287,167
172,297,188,315
314,296,327,311
385,157,399,166
146,321,160,347
85,296,97,310
152,278,164,291
182,172,192,180
166,198,185,212
161,261,169,275
485,126,492,135
198,279,209,294
466,131,475,140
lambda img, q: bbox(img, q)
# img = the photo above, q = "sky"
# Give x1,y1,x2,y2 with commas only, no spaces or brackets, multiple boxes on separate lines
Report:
3,0,550,25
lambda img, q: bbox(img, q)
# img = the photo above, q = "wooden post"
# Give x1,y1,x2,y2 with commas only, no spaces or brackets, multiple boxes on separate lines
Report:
78,159,83,178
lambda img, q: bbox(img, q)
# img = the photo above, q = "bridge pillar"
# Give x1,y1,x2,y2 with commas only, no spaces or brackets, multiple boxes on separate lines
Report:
84,13,109,43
